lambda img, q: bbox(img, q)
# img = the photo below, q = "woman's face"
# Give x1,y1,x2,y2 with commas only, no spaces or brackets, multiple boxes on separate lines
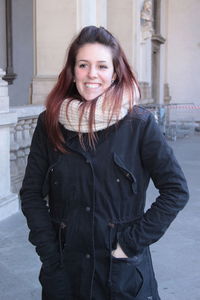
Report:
74,43,115,101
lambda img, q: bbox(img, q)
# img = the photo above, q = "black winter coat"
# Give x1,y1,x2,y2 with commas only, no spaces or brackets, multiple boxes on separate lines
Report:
20,106,189,300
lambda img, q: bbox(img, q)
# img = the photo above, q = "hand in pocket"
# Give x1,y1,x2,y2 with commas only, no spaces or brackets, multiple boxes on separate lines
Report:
112,243,128,258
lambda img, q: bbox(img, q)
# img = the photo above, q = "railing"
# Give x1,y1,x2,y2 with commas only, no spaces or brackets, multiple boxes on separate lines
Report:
143,103,200,141
164,103,200,141
10,105,44,194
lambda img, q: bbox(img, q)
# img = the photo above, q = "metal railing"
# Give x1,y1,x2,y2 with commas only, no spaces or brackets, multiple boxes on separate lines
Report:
143,103,199,141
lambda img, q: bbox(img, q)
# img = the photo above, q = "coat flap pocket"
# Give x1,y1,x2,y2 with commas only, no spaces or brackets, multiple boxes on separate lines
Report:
113,153,136,183
113,153,137,193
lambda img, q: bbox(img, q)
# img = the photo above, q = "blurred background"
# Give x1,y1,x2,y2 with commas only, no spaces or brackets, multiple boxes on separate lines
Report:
0,0,199,299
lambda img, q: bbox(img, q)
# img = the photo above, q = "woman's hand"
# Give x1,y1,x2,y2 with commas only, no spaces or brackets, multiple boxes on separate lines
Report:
112,243,128,258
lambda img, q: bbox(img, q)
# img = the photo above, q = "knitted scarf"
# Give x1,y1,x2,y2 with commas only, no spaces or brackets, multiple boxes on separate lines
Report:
59,89,137,133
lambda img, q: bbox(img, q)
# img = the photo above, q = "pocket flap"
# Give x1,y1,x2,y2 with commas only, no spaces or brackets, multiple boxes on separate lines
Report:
113,153,137,193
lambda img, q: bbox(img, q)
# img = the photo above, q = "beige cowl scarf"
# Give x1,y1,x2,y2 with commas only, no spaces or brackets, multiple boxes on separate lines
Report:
59,88,138,133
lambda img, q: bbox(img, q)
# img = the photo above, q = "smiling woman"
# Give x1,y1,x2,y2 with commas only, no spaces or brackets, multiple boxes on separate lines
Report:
44,26,139,150
20,26,189,300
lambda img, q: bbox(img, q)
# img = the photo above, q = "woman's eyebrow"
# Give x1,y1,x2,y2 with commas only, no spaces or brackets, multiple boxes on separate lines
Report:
77,59,108,63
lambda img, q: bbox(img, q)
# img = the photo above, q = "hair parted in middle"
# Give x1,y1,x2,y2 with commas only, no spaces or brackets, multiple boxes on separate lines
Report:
45,25,140,152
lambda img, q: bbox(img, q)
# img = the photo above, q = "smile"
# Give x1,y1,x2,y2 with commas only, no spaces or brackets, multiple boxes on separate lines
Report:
85,83,101,89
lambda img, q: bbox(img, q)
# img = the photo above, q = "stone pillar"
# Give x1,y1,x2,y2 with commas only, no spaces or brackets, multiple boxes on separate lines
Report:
32,0,107,105
32,0,78,104
138,0,154,103
107,0,136,68
0,68,18,221
77,0,107,30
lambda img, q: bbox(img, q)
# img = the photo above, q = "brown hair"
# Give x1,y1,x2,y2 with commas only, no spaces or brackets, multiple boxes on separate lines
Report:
45,26,140,152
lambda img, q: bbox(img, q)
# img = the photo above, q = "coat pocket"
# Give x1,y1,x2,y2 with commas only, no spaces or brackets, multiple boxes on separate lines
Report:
113,152,137,194
42,161,59,198
111,255,143,299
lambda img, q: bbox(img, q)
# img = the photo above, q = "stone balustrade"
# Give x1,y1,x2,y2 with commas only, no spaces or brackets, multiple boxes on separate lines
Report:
10,105,44,194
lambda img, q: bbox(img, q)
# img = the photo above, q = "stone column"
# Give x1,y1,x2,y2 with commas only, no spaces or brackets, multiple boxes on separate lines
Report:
77,0,107,30
107,0,136,68
138,0,154,103
32,0,108,105
0,68,18,221
32,0,77,104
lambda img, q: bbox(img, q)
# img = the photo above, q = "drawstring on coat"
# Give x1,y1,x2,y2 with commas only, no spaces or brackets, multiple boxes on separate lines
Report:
59,221,66,266
107,222,115,287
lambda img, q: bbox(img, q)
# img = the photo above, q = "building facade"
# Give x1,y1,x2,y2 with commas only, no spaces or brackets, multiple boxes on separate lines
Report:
0,0,199,220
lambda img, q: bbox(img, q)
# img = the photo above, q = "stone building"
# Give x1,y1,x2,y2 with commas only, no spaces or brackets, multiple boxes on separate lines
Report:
0,0,199,220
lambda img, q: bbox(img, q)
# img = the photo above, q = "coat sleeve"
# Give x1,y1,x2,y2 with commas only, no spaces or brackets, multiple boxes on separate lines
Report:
118,113,189,257
20,112,60,271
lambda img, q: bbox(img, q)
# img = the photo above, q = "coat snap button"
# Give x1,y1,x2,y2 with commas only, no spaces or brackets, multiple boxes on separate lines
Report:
85,254,90,259
108,222,115,228
116,178,120,182
85,206,91,212
60,222,66,229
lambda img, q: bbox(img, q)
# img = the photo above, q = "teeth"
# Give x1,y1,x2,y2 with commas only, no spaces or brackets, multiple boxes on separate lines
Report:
85,84,100,89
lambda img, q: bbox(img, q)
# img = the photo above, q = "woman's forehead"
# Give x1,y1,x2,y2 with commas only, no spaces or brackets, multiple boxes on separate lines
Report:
76,43,113,62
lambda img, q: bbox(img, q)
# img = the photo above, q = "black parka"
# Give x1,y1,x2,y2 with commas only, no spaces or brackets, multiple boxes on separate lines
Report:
20,106,189,300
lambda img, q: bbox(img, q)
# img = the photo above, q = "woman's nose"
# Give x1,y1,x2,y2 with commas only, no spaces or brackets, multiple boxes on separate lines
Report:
88,66,97,78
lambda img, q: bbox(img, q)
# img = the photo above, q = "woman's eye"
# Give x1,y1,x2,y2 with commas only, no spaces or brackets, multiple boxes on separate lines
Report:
79,64,87,68
99,65,108,69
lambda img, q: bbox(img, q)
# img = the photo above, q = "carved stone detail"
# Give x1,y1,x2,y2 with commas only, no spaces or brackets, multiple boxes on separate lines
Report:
139,81,154,104
141,0,154,40
164,83,171,104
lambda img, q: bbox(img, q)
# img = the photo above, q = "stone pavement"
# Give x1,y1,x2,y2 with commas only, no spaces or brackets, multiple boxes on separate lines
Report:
0,134,199,300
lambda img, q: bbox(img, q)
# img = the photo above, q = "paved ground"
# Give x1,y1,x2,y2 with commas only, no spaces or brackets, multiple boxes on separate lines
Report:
0,134,199,300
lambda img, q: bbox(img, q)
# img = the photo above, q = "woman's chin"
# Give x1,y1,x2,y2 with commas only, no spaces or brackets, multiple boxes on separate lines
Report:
83,92,102,101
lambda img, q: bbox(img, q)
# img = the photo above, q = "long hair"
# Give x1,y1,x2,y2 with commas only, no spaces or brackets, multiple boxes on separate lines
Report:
45,26,140,152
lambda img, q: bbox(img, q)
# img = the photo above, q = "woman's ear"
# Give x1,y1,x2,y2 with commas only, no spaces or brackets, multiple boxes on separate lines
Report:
112,73,117,82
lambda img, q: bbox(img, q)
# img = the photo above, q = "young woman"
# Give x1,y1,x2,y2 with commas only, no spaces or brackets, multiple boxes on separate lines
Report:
21,26,189,300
